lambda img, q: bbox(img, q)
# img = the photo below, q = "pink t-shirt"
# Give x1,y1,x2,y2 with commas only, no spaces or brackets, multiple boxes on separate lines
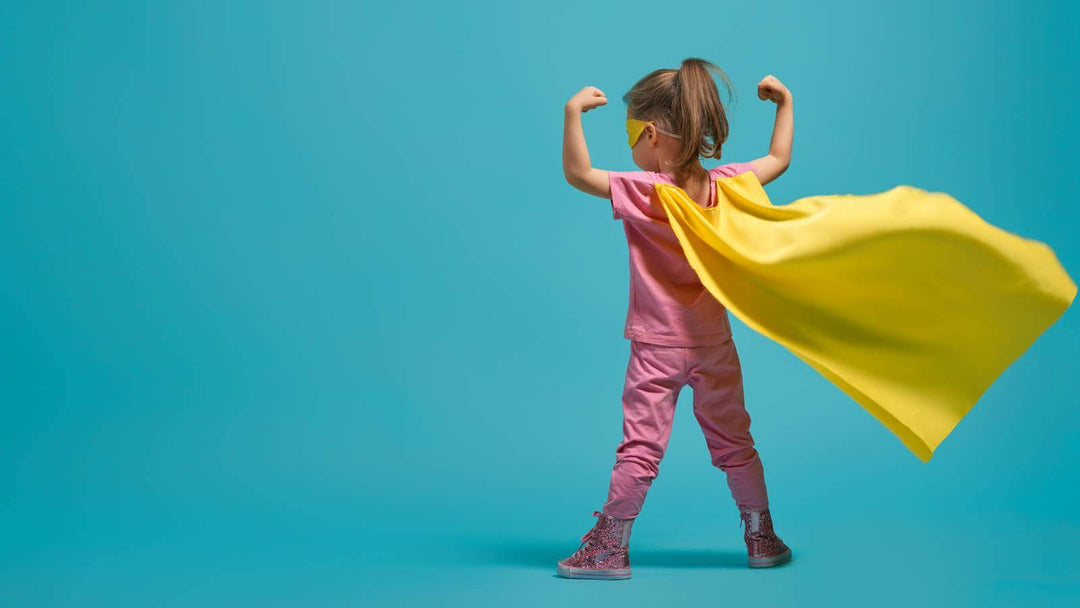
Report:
609,162,756,347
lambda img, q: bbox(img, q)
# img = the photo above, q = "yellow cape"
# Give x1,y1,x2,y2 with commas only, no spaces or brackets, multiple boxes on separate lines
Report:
654,171,1076,462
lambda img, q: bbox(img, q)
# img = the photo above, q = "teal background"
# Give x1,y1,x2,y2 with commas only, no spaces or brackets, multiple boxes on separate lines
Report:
2,1,1078,606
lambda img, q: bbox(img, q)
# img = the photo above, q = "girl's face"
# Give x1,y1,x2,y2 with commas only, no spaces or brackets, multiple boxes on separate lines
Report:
627,109,680,173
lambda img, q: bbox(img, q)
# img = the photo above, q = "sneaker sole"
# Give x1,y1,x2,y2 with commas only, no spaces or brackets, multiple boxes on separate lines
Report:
748,547,792,568
556,563,632,580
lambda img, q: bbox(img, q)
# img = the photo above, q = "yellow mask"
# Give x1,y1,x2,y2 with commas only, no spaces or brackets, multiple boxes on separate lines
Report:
626,118,681,148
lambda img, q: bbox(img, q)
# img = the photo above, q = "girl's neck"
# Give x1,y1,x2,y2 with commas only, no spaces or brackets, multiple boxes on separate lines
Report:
663,164,707,186
661,163,712,207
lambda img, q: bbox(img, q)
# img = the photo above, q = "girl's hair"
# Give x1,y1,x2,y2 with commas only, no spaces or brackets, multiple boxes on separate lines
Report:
622,57,735,177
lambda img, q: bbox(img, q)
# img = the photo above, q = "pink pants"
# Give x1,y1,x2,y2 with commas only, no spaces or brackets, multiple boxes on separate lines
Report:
602,338,769,519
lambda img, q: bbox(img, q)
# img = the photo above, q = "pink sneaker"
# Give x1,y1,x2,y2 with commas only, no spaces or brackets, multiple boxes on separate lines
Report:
738,506,792,568
556,510,634,580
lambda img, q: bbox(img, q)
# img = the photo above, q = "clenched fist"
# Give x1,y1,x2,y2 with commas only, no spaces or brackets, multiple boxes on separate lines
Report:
757,75,791,104
566,86,608,114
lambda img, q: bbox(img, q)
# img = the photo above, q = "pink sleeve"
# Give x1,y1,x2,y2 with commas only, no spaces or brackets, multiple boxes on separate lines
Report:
712,162,756,178
608,170,662,223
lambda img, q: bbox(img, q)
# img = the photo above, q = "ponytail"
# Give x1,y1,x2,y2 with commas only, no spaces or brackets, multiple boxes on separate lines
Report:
670,58,734,175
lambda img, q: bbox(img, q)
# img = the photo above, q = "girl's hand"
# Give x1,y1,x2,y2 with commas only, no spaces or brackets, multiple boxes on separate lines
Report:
757,75,791,104
566,86,608,114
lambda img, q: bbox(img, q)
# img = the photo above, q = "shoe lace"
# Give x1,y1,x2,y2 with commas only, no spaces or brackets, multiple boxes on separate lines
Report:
579,510,604,544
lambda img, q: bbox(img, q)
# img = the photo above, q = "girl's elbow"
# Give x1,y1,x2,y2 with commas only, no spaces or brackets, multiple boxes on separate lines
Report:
775,155,791,174
564,167,592,189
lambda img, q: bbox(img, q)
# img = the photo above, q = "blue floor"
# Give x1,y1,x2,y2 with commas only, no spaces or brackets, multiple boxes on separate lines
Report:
4,507,1078,607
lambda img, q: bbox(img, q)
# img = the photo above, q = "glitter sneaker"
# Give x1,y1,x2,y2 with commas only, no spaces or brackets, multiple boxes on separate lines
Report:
738,506,792,568
556,510,634,580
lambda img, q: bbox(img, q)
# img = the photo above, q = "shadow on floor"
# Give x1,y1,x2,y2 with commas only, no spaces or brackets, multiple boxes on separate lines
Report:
448,538,750,569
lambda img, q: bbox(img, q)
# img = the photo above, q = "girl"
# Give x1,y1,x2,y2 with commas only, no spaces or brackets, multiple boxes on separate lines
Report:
557,58,794,580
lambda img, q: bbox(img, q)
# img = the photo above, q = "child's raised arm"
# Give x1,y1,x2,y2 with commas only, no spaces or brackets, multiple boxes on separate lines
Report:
747,75,794,186
563,86,611,198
